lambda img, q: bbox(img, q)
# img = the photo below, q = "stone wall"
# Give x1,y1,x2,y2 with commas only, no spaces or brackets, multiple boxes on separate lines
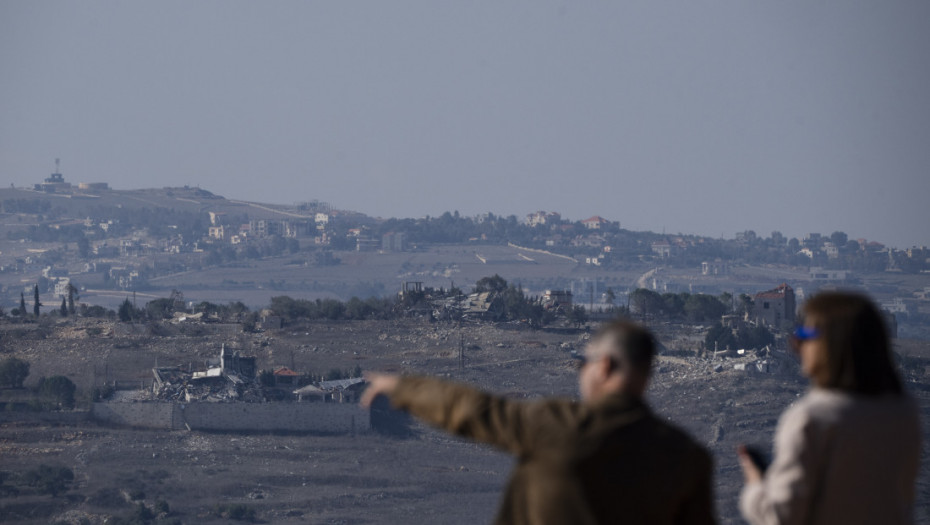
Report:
91,401,370,433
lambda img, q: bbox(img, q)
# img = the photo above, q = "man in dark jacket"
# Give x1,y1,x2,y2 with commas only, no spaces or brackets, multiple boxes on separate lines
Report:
361,319,716,525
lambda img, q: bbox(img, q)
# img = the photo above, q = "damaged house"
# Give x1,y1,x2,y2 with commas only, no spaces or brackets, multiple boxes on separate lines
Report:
153,344,261,402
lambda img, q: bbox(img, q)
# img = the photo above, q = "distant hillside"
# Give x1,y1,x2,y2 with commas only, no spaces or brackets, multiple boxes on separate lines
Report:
0,185,337,221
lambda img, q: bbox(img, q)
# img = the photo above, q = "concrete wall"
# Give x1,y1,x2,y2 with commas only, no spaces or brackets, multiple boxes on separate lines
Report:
91,402,370,434
0,410,90,425
91,402,175,429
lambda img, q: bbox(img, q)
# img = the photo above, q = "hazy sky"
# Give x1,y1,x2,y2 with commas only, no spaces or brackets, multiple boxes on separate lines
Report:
2,2,928,248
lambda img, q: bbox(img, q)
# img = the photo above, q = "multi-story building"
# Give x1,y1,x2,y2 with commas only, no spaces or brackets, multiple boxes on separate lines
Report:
753,283,796,329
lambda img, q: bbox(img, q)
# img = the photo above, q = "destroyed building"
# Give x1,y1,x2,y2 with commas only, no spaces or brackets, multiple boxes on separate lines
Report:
152,344,262,402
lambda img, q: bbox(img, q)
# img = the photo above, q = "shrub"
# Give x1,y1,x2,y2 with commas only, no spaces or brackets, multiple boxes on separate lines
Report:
37,376,76,409
0,357,29,388
23,464,74,496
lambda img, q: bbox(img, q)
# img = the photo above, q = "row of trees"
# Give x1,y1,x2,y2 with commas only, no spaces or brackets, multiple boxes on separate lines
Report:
626,288,779,351
268,295,397,322
628,288,731,323
4,282,79,318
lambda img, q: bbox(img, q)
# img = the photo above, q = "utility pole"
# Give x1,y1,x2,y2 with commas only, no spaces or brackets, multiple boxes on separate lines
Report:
459,334,465,371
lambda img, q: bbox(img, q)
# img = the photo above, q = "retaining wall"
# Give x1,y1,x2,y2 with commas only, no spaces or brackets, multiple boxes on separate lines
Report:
91,401,370,433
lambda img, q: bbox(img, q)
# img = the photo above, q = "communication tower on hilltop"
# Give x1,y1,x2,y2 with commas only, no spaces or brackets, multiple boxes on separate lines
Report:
35,158,72,192
47,158,65,183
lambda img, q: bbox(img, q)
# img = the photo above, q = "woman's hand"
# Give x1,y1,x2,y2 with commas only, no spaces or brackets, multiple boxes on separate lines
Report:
359,372,400,408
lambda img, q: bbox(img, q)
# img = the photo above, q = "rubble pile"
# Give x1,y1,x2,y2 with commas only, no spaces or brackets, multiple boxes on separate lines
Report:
152,374,265,403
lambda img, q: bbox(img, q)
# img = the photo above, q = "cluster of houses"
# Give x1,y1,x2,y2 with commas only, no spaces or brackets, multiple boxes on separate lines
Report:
205,210,408,253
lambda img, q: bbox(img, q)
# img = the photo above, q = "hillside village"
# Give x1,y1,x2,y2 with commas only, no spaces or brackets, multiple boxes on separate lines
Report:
1,167,929,524
2,166,929,325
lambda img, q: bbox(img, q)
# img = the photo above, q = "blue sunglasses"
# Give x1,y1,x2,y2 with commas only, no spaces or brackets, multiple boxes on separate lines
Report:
793,326,820,341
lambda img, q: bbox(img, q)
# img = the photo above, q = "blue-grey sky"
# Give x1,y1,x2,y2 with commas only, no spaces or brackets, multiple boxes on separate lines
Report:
2,1,928,248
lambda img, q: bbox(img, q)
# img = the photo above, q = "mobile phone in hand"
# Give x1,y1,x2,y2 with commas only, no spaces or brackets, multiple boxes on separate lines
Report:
744,445,770,473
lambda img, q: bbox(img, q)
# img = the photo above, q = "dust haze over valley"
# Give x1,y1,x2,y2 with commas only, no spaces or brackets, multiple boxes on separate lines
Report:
3,2,930,523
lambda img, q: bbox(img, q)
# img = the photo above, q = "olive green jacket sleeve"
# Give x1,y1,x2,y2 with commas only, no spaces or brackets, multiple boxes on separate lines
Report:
389,375,579,455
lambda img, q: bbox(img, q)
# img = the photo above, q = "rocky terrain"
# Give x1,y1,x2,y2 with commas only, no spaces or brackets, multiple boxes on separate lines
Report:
1,318,928,524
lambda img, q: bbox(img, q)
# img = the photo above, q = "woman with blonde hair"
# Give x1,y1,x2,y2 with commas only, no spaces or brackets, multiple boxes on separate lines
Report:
738,291,920,524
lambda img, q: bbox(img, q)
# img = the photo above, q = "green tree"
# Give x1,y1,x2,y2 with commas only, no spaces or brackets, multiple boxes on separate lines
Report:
19,292,26,317
0,357,30,388
145,297,177,320
118,298,137,322
60,296,67,316
194,301,220,316
605,287,616,308
735,294,754,318
740,324,775,349
270,295,313,320
704,323,738,352
345,297,373,320
319,298,345,320
66,282,78,315
629,288,662,318
661,293,686,318
33,284,41,317
683,294,727,323
719,292,733,312
38,375,76,409
567,305,588,328
474,274,508,293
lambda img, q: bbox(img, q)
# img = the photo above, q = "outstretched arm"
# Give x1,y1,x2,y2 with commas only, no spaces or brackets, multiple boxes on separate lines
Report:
361,373,576,455
359,372,399,408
